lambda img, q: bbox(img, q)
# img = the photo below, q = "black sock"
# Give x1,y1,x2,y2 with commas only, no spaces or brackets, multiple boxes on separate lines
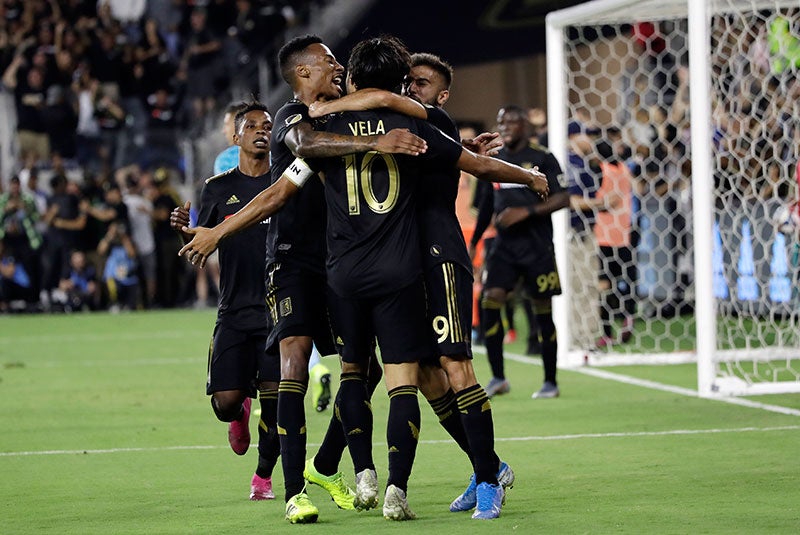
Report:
337,372,374,473
386,385,420,493
313,387,347,476
535,307,558,385
428,389,471,462
256,388,280,479
456,384,499,485
482,298,505,379
278,379,307,501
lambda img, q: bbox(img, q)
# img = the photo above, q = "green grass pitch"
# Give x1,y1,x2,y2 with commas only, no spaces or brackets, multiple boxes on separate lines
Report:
1,310,798,534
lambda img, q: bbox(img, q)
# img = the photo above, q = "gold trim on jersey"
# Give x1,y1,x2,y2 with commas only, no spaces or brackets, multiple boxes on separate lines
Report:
204,167,236,184
441,263,463,344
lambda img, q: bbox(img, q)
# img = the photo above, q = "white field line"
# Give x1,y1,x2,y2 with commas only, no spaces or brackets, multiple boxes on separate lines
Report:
2,425,799,457
482,349,800,417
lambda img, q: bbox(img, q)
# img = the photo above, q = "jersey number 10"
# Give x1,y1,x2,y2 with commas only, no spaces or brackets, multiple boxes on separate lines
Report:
343,151,400,216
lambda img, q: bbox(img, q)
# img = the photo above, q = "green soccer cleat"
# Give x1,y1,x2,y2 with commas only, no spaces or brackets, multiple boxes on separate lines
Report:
285,492,319,524
309,362,332,412
303,458,356,510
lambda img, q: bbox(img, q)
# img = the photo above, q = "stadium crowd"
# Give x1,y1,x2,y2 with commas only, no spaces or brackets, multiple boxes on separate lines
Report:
0,0,327,312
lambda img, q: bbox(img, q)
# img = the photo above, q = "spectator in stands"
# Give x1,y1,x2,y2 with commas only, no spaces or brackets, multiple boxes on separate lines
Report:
150,168,181,308
181,7,222,129
2,40,51,163
0,236,35,311
142,84,185,171
121,168,156,308
98,220,138,311
41,84,78,161
0,175,42,297
41,174,86,304
55,249,99,311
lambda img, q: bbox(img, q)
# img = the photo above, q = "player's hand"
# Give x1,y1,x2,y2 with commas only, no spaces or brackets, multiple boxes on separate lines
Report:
308,100,325,118
170,200,191,231
462,132,504,156
178,226,219,268
528,166,549,200
375,128,427,156
495,206,530,229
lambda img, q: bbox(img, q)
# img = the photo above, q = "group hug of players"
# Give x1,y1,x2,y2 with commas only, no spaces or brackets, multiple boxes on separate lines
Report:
171,32,563,524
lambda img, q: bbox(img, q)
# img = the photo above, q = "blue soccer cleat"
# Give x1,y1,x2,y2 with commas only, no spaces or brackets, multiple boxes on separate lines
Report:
471,482,504,520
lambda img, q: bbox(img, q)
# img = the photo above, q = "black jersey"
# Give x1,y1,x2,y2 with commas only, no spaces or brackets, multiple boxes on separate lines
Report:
266,100,327,273
197,167,270,331
313,109,462,298
492,141,564,256
417,106,471,272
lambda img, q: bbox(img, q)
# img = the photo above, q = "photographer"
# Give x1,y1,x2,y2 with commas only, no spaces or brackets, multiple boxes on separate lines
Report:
98,221,138,311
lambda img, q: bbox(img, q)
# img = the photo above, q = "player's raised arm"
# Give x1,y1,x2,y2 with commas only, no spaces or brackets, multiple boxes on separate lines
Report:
308,88,428,119
178,158,314,267
286,118,427,159
456,149,550,199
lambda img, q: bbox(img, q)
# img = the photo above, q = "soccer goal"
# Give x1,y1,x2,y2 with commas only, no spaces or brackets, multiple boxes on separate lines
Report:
547,0,800,396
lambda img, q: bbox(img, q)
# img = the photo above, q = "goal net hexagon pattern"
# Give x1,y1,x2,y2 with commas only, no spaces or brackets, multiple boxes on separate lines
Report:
547,0,800,396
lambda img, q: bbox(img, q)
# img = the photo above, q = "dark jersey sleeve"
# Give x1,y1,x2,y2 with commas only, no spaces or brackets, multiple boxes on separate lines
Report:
542,152,565,195
195,183,218,228
425,106,459,140
271,101,311,154
416,119,463,169
471,183,494,247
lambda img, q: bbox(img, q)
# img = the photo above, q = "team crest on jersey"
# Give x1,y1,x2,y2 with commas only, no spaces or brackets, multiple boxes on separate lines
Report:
226,194,240,205
279,297,292,317
285,114,303,127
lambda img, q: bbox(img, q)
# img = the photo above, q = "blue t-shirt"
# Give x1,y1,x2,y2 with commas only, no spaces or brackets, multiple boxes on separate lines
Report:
103,246,138,286
213,145,239,175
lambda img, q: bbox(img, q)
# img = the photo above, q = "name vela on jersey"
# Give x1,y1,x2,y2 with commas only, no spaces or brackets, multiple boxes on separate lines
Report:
347,119,385,136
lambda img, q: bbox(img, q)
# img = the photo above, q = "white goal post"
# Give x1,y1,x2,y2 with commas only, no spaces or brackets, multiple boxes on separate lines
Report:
546,0,800,396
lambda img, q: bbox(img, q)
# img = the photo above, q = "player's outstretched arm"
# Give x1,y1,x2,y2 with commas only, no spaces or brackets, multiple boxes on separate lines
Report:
178,159,313,267
456,149,549,199
288,121,426,159
308,88,427,119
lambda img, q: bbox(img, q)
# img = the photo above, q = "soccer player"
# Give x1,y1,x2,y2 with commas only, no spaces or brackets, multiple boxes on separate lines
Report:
181,34,425,524
170,102,281,501
472,105,569,399
178,36,547,521
309,51,516,519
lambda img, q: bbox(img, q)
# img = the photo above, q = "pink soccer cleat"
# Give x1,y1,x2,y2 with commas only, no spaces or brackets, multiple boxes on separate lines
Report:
228,397,251,455
250,473,275,500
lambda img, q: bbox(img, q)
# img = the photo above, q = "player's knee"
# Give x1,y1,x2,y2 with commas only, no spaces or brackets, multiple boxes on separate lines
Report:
210,393,243,422
482,287,507,307
418,364,449,400
440,356,477,392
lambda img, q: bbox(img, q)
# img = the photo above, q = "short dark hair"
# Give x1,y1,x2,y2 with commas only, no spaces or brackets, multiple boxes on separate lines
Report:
410,52,453,88
498,105,528,121
278,34,323,84
234,101,270,132
225,101,248,116
348,35,411,93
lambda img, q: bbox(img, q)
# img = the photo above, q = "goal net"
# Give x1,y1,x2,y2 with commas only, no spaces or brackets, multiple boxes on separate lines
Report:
546,0,800,396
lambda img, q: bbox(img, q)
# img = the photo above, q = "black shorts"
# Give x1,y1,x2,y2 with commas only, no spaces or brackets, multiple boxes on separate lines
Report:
483,245,562,299
424,262,473,360
265,262,335,356
328,278,433,365
206,322,279,395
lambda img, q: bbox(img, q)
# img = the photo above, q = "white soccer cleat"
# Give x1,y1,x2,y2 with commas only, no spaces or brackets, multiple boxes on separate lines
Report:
353,468,379,511
382,484,416,521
